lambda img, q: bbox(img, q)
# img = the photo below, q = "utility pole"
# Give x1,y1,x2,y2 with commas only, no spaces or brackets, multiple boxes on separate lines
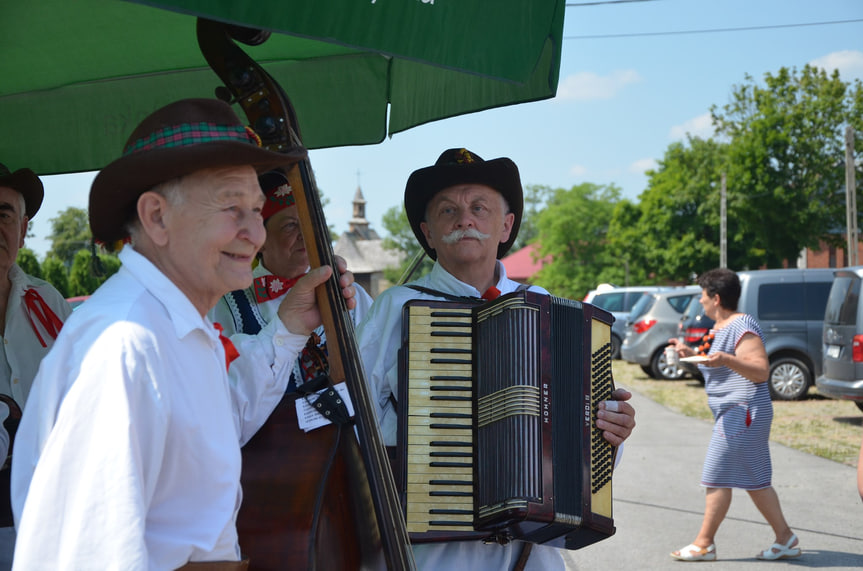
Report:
846,126,858,266
720,172,727,268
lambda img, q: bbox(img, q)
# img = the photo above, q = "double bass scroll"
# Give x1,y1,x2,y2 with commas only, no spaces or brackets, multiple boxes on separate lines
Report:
197,18,416,570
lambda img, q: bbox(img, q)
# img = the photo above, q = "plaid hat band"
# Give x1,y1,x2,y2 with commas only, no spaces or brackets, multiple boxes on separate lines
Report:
124,123,261,155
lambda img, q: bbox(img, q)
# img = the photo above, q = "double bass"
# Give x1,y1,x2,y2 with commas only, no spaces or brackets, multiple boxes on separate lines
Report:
197,19,416,570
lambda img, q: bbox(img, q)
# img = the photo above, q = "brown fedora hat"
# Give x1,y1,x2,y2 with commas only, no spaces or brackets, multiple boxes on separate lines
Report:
404,148,523,260
0,163,43,219
89,98,308,243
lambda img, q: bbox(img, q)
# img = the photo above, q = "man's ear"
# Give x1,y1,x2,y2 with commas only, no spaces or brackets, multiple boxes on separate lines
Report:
499,212,515,245
420,221,435,250
136,191,170,247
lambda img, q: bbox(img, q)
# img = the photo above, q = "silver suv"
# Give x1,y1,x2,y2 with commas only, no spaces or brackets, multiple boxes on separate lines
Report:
584,285,667,359
817,267,863,412
620,286,700,379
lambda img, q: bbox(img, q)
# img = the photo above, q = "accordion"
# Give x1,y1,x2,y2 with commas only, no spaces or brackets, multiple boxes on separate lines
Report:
396,290,616,550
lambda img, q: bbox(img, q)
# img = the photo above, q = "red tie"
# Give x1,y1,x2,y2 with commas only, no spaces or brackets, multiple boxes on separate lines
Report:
481,287,501,301
253,274,304,303
213,322,240,372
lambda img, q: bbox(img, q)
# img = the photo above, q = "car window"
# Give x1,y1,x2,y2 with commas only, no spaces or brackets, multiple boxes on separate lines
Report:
803,282,833,320
824,275,860,325
592,292,625,312
667,294,695,314
628,293,655,321
756,282,832,321
757,283,805,320
623,292,648,312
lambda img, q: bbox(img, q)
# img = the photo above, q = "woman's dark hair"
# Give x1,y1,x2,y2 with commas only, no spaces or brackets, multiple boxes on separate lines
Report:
697,268,741,311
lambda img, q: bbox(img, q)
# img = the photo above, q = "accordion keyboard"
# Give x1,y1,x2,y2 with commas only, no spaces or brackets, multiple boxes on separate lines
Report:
403,304,476,533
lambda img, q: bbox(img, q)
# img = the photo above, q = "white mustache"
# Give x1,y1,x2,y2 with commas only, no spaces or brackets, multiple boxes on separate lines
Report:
440,228,491,244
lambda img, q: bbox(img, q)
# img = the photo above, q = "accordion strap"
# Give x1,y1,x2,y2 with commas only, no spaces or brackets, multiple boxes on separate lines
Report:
513,542,533,571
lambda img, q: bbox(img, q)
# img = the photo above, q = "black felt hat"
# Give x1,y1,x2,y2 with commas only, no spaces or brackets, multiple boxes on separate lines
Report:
0,163,43,219
404,148,523,260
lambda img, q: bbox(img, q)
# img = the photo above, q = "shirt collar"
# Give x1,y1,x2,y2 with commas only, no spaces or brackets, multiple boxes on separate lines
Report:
423,260,510,298
119,245,218,343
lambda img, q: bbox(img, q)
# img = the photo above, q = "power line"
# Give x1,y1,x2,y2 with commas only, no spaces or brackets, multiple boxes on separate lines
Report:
565,18,863,40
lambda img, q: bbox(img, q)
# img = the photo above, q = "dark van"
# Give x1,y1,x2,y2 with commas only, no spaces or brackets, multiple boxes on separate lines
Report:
817,267,863,412
736,269,834,400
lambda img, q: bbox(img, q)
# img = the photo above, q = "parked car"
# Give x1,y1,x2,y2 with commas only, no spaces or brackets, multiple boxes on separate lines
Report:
65,295,90,310
584,285,668,360
735,268,834,401
676,296,715,381
817,267,863,412
620,286,700,379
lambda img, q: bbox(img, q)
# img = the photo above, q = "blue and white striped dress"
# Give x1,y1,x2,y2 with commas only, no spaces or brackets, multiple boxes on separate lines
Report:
698,314,773,490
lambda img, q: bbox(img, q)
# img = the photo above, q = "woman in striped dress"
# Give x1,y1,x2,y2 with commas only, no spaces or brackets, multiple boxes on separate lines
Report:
667,268,800,562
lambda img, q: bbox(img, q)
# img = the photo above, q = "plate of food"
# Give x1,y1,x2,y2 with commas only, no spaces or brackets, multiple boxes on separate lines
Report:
680,355,709,363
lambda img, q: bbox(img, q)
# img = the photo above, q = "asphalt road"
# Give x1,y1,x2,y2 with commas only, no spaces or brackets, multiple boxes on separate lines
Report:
563,389,863,570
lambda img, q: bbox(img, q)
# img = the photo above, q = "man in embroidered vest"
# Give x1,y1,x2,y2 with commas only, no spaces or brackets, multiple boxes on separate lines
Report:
0,163,72,570
10,99,359,570
356,148,637,571
210,170,374,392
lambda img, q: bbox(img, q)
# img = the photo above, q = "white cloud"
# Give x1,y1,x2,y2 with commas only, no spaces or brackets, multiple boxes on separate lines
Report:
629,158,657,175
570,164,588,176
669,112,714,140
809,50,863,82
556,69,643,101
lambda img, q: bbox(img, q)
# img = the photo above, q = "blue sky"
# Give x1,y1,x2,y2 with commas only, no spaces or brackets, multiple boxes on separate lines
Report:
28,0,863,259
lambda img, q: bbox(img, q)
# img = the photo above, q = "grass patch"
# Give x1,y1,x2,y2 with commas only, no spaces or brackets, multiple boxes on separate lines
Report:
613,361,862,467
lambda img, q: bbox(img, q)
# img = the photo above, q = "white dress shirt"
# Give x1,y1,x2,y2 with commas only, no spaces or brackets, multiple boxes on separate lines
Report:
11,246,307,570
0,264,72,406
355,261,562,571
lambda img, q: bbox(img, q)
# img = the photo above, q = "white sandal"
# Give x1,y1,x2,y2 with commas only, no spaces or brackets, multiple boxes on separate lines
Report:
670,543,717,561
756,533,801,560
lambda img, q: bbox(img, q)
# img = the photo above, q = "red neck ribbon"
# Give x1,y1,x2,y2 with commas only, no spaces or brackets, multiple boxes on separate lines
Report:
213,322,240,372
23,288,64,348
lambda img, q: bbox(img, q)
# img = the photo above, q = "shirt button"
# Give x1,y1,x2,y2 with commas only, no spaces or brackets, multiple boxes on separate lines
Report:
12,378,18,385
275,338,284,346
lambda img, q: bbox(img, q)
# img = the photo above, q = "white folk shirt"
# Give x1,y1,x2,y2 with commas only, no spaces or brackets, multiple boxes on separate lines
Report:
355,261,562,571
0,264,72,406
11,246,306,570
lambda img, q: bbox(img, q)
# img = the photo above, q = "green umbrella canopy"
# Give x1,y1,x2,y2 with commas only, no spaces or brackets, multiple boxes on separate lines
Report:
1,0,563,176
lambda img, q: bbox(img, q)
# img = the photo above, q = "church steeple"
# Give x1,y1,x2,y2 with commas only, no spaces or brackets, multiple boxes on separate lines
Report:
348,184,371,238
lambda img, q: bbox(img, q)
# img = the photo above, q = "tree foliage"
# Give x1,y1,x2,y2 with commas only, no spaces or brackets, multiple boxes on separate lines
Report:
42,256,69,298
15,247,42,279
47,207,91,267
532,183,622,299
380,204,433,284
711,65,863,267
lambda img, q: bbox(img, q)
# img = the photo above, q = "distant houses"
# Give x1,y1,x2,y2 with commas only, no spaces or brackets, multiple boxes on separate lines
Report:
500,243,549,284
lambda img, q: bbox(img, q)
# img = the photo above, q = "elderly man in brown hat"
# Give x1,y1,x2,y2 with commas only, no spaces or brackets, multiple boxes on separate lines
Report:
0,163,72,570
356,148,636,570
10,99,358,570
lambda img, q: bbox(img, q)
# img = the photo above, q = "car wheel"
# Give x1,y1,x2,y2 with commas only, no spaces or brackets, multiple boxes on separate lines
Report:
651,349,684,380
768,357,811,401
610,334,622,360
639,364,656,378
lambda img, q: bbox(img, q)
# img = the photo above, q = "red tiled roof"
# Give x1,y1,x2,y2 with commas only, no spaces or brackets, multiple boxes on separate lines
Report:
501,243,550,281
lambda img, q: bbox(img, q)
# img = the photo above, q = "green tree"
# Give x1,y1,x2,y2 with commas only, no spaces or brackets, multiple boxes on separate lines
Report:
380,204,434,284
511,184,552,251
15,247,42,278
42,256,70,298
47,207,91,267
711,65,863,267
68,249,100,296
532,183,622,299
